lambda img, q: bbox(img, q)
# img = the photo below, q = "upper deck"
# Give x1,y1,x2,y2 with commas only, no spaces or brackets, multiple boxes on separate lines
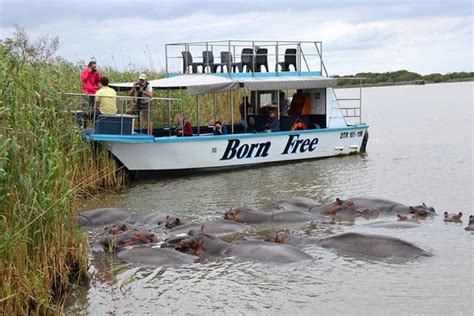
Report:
164,40,327,78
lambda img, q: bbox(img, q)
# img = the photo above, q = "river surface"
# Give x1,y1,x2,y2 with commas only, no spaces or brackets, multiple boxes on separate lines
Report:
66,82,473,315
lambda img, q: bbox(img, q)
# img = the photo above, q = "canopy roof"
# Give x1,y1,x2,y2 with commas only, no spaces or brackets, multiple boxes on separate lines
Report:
110,74,337,95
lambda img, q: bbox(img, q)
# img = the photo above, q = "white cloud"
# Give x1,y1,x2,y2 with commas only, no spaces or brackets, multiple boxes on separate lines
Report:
1,7,471,74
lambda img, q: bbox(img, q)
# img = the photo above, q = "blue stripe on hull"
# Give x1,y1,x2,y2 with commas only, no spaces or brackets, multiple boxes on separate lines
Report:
87,125,369,143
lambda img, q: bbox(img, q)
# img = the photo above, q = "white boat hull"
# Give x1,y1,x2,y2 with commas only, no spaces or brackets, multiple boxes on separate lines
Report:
101,126,368,171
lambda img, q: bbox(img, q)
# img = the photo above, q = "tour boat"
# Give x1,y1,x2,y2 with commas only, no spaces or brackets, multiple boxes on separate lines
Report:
84,40,369,173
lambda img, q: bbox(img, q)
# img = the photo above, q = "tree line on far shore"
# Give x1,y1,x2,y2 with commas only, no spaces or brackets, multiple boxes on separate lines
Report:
334,70,474,87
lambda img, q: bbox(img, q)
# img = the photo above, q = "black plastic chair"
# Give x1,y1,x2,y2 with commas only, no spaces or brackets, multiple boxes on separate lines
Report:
277,48,297,71
255,48,268,72
181,51,204,73
202,51,222,73
219,51,242,73
241,48,254,72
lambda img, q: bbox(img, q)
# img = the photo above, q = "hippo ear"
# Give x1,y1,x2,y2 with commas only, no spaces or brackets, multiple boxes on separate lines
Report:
200,224,208,232
175,218,181,225
408,206,417,213
166,215,170,219
458,212,463,217
336,198,342,205
346,200,354,206
444,211,448,216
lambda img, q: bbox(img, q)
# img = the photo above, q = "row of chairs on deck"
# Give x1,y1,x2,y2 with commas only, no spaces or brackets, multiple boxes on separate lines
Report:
182,48,298,74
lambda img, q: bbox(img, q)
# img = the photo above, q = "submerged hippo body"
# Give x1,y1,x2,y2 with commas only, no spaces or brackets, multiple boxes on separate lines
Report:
363,221,420,229
224,207,318,224
117,247,198,266
167,219,253,236
274,197,322,213
139,211,186,229
317,233,432,260
78,208,131,227
179,231,312,263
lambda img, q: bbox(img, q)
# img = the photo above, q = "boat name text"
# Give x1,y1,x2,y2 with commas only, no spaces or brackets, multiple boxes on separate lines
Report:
220,134,319,160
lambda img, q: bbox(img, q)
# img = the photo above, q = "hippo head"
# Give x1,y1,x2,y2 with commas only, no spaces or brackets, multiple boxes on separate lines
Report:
264,230,291,244
224,208,249,222
469,215,474,225
443,211,463,223
409,203,436,218
164,215,183,229
397,214,417,222
105,223,130,235
329,198,365,218
101,230,156,252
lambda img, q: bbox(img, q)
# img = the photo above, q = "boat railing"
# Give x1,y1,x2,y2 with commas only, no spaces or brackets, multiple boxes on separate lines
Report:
334,78,365,125
63,93,183,136
164,40,325,77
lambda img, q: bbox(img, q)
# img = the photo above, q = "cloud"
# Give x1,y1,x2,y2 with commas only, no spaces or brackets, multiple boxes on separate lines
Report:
0,1,472,74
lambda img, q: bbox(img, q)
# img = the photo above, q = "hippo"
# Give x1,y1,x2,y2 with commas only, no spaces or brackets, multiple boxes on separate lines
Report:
139,211,186,229
167,219,253,237
316,233,432,261
443,212,463,223
465,215,474,231
309,198,436,218
307,198,379,219
100,230,157,252
397,214,418,222
178,230,312,263
77,208,131,227
274,197,322,213
264,230,304,247
117,247,199,267
265,231,431,261
224,207,319,224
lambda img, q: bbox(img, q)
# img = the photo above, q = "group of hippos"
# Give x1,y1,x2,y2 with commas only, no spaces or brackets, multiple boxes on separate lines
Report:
78,197,473,267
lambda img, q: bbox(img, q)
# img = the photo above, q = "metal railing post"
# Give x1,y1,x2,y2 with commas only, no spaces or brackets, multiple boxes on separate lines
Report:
165,44,169,75
197,95,200,135
276,41,279,75
252,41,255,76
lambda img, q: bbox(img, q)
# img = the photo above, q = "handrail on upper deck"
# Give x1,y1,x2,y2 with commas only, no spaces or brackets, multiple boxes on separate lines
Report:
164,40,325,77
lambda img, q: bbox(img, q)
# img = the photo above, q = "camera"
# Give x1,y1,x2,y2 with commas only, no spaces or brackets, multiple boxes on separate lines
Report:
134,83,142,90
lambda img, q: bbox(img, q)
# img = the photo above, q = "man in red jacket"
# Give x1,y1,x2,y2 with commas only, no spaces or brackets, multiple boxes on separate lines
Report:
81,58,102,108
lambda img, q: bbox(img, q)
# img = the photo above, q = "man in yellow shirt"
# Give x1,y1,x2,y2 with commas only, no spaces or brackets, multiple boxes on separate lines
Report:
95,76,117,115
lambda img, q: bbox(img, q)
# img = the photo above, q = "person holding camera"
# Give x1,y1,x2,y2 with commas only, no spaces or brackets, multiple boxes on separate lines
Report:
81,58,102,108
126,73,153,135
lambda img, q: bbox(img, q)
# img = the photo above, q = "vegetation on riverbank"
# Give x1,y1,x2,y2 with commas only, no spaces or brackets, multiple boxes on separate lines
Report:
334,70,474,87
0,28,127,314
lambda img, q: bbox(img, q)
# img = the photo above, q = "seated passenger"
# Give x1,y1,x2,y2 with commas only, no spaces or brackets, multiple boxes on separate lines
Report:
246,116,257,133
95,76,117,115
213,121,227,135
264,109,280,132
175,113,193,137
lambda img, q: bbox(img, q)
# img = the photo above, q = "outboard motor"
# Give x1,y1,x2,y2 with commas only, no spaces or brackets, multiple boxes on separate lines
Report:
360,130,369,153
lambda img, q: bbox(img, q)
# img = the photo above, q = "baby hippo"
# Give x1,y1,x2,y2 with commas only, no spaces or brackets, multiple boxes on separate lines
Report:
443,211,463,223
465,215,474,231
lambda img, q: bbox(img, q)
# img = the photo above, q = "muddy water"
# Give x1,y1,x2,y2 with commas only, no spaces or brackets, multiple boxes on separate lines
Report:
66,82,473,315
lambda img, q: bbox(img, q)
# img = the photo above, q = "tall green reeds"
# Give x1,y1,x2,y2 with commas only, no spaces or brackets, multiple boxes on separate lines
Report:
0,32,126,313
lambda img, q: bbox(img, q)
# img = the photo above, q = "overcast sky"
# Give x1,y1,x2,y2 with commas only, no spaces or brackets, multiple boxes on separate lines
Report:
0,0,472,75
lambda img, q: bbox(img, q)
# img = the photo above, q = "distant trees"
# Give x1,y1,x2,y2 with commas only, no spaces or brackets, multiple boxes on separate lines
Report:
335,70,474,86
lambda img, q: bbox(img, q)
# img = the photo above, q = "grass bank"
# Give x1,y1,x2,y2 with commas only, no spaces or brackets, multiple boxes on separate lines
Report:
0,42,127,313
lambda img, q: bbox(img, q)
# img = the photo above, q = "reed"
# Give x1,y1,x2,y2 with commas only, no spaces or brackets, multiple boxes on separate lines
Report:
0,38,126,313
